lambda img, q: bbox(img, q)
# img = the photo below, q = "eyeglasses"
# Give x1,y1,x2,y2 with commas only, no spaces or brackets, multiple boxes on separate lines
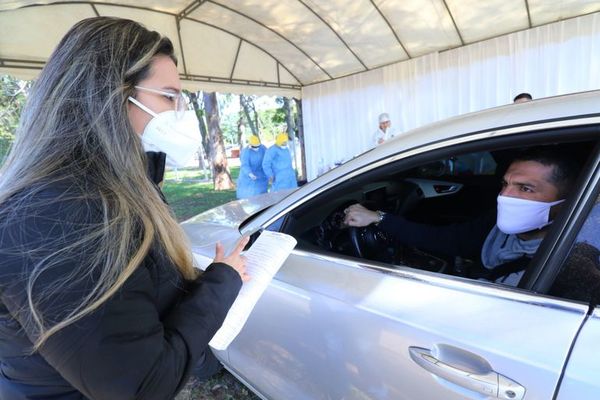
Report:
134,85,189,119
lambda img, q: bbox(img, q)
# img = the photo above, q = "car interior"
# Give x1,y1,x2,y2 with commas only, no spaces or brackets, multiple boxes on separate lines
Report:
280,137,598,287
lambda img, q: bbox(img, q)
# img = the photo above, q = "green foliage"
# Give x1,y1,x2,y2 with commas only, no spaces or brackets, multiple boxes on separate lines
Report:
271,106,287,125
220,110,242,143
257,108,283,141
218,96,299,146
0,75,32,161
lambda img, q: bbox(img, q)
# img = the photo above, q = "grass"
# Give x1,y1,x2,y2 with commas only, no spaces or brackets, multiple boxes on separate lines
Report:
164,164,260,399
163,166,240,222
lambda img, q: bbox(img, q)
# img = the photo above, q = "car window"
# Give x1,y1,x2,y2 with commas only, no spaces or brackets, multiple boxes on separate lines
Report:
289,150,500,273
549,196,600,304
283,139,595,290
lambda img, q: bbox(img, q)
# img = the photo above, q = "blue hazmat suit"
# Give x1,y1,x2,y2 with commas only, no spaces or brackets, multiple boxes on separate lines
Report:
236,145,268,199
262,145,298,192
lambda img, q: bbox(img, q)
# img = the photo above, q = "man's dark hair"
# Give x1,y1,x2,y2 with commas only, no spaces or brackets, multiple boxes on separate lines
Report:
513,146,582,198
513,92,533,102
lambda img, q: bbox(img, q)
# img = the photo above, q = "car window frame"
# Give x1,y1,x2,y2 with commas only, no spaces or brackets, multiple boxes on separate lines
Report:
526,140,600,295
244,116,600,238
271,125,600,296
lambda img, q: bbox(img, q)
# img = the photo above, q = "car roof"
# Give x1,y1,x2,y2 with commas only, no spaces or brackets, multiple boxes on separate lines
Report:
376,89,600,157
242,89,600,234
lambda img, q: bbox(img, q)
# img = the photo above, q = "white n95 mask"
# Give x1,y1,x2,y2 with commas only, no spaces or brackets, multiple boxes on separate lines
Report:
496,195,564,235
129,96,201,168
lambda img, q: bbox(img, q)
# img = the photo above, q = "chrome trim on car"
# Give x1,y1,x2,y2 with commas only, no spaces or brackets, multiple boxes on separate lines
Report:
251,116,600,232
288,248,589,314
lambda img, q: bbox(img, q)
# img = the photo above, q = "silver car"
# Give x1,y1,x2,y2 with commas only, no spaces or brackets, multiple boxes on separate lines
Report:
182,90,600,400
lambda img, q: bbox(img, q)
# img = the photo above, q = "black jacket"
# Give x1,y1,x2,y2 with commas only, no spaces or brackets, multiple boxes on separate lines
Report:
378,212,496,260
0,183,242,399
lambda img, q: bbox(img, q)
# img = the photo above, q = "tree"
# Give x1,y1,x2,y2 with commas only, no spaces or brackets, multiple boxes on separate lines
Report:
203,91,234,190
273,96,306,181
0,75,32,162
240,95,259,136
188,92,209,156
219,107,242,144
282,97,295,139
236,113,244,150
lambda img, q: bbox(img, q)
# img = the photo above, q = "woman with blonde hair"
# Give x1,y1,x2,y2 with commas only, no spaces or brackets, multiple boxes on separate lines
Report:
0,17,248,399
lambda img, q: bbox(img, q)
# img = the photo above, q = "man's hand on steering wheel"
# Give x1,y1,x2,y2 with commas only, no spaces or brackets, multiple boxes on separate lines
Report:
344,203,381,227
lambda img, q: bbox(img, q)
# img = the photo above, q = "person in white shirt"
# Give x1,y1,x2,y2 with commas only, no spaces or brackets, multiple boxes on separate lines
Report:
372,113,397,146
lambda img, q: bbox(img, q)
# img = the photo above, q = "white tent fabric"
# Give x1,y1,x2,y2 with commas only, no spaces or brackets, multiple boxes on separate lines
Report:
2,0,600,97
302,12,600,180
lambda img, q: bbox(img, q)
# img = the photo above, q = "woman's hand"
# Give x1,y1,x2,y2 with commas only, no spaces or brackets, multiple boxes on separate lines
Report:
343,203,380,227
214,236,251,282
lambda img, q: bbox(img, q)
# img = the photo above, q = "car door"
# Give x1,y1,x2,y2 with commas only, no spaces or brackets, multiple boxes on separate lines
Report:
226,251,587,400
535,152,600,399
226,131,597,400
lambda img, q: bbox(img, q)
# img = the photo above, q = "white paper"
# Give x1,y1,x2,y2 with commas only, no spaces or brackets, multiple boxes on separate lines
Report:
209,230,297,350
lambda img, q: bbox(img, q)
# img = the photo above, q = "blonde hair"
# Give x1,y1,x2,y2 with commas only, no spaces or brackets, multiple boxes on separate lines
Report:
0,17,197,350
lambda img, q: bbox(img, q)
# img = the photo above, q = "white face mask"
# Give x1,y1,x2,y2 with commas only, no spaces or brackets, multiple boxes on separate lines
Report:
129,97,201,168
496,195,564,235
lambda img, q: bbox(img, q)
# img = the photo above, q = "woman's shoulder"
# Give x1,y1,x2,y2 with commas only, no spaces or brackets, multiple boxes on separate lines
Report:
0,179,104,265
1,178,103,223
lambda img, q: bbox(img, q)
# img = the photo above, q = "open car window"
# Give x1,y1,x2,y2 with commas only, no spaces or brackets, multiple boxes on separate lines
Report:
280,136,597,293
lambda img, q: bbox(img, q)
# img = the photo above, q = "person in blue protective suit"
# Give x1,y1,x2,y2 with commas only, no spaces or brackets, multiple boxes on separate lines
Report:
236,135,268,199
262,133,298,192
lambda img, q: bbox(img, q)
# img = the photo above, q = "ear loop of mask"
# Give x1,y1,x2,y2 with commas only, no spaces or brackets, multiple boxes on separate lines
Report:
128,96,159,118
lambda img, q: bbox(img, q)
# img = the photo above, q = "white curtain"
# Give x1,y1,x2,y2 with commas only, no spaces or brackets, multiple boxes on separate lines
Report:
302,12,600,180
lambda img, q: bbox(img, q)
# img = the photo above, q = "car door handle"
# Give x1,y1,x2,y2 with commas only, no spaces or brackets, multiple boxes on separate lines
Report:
409,347,525,400
433,184,459,194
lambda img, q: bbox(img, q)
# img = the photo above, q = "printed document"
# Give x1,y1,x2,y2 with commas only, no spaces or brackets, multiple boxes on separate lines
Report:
195,231,297,350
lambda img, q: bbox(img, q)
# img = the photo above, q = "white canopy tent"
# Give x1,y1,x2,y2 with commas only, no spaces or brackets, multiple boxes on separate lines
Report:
2,1,600,178
2,0,599,97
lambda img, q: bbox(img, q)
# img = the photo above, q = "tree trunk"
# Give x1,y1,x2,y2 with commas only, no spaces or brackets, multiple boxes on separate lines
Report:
283,97,298,173
240,95,258,136
203,91,234,190
283,97,295,139
189,91,211,168
252,102,260,134
237,113,244,150
294,98,307,181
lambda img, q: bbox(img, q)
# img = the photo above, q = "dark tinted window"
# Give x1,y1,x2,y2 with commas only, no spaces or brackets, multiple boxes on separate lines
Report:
549,197,600,304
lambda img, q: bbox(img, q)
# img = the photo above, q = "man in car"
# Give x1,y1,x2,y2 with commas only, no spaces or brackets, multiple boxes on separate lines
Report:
343,147,580,285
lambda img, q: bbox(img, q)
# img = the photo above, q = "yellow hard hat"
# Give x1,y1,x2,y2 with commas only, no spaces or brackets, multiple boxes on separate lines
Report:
249,135,260,146
275,133,288,147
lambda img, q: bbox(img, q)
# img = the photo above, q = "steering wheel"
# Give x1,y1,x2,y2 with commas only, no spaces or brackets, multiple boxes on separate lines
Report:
315,180,425,260
315,201,387,258
313,201,357,254
348,224,394,261
348,227,364,258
